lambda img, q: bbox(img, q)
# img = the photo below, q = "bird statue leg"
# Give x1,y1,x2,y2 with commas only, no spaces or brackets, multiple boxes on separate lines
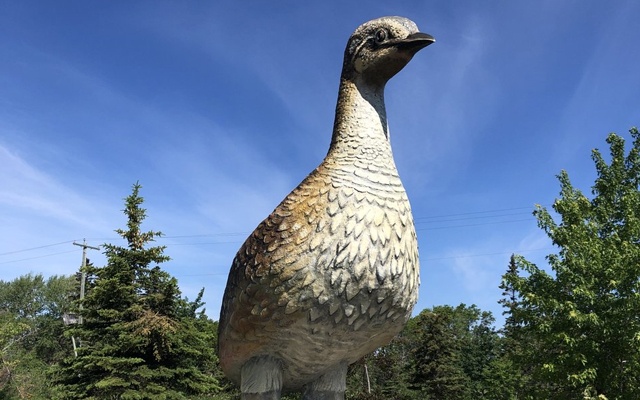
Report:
240,356,283,400
302,363,348,400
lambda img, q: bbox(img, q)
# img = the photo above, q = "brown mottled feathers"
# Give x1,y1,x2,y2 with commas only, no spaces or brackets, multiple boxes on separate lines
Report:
219,154,419,387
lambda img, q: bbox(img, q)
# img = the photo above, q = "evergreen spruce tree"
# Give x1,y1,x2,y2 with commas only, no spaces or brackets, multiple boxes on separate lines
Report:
454,305,498,399
52,183,219,399
498,255,520,342
409,307,468,400
495,255,532,399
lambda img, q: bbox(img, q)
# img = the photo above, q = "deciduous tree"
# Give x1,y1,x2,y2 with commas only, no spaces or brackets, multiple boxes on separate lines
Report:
0,273,76,399
504,128,640,399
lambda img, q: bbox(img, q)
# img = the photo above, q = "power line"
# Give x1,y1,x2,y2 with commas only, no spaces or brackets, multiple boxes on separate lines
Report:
165,241,243,246
0,242,553,273
167,247,554,278
161,216,536,244
414,206,538,220
82,213,533,246
414,211,532,223
422,247,551,262
0,249,80,265
0,240,74,256
162,233,247,239
0,206,543,264
417,218,534,231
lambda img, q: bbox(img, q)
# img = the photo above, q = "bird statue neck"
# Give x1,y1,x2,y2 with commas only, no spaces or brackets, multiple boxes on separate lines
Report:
327,78,391,160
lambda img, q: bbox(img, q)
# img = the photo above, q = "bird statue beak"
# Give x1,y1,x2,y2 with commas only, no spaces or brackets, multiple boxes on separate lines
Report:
396,32,435,52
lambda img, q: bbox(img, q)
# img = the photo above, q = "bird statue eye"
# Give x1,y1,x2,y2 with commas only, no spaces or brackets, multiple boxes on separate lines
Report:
374,29,388,44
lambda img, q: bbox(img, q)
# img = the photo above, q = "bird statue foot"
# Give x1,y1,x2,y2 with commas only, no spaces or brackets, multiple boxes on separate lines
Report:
242,391,281,400
241,356,283,400
302,363,347,400
302,391,344,400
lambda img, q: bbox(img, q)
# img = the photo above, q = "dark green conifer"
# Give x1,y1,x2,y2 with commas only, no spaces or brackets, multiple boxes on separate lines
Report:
52,183,219,399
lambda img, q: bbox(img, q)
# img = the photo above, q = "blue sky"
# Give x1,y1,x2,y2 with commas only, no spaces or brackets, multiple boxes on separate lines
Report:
1,1,639,323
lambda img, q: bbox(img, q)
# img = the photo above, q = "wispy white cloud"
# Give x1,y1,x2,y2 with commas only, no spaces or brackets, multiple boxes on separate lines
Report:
449,253,496,294
0,144,106,228
0,141,120,280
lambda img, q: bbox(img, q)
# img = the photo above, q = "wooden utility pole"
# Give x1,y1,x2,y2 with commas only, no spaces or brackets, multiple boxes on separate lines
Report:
73,240,100,319
69,240,99,356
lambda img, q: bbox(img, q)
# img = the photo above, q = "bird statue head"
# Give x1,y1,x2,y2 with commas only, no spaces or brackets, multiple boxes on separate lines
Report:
342,16,435,86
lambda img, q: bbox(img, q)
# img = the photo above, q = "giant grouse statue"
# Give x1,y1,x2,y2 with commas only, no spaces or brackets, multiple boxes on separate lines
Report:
219,16,434,400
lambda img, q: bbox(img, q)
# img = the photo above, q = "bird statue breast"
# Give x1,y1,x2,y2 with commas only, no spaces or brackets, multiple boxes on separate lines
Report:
219,16,434,400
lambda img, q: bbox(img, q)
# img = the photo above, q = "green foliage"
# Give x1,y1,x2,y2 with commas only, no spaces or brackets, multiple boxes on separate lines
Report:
0,312,32,396
410,307,469,399
346,304,501,400
346,334,415,400
344,304,510,400
504,128,640,399
0,274,75,320
52,183,220,399
0,273,76,399
407,304,507,400
496,255,533,399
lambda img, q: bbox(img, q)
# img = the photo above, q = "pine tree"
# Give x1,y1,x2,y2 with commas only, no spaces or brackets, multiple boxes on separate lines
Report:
52,183,219,399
